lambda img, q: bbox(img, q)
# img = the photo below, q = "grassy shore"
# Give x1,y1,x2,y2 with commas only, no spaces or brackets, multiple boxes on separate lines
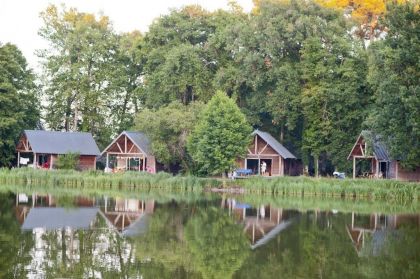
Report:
0,168,219,192
237,176,420,201
0,168,419,201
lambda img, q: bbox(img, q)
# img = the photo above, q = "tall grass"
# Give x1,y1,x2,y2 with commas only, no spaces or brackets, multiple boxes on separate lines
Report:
237,176,420,201
0,168,219,192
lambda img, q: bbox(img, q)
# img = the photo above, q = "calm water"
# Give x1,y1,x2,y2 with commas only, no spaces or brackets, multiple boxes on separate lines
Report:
0,191,419,279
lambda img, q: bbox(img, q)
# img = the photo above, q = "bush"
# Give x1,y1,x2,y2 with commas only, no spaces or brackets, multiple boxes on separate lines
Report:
55,152,80,170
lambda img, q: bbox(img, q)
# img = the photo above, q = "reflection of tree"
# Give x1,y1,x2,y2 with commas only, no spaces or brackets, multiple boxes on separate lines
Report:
234,212,361,278
360,226,420,279
134,203,200,278
185,207,250,279
0,193,34,278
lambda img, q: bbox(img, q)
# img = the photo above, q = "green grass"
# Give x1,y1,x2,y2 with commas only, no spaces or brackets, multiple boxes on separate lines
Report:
1,168,419,202
236,176,420,201
0,168,219,192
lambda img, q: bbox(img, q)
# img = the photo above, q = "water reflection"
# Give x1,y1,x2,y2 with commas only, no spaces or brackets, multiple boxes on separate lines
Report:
14,193,155,278
0,192,419,278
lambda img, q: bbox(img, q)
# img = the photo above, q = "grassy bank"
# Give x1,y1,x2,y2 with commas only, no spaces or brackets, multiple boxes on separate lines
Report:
237,176,420,201
0,168,219,192
0,168,419,201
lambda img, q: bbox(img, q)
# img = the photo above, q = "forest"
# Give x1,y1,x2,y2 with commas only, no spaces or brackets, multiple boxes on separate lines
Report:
0,0,418,175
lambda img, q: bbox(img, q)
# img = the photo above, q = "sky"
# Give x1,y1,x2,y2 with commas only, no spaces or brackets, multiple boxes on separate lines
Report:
0,0,253,71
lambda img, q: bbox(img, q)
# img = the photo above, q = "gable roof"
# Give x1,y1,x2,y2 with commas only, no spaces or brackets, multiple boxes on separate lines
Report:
125,131,152,156
253,130,296,159
23,130,100,156
22,208,99,231
102,131,152,156
347,130,391,161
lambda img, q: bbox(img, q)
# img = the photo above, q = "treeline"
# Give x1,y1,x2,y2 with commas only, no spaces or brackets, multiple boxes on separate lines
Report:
0,0,418,175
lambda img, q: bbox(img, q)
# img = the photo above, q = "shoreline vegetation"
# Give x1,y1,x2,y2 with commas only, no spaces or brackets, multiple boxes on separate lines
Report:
0,168,419,202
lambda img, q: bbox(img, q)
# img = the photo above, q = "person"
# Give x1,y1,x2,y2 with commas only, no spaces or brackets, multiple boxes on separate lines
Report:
261,161,267,175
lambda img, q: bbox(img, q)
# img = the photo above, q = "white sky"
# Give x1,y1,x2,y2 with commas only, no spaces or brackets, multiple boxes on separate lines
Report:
0,0,253,71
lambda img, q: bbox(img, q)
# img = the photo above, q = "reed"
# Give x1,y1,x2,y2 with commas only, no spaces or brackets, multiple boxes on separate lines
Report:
236,176,420,201
0,168,219,191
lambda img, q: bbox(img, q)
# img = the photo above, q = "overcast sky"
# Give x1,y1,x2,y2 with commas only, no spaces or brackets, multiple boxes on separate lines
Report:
0,0,253,71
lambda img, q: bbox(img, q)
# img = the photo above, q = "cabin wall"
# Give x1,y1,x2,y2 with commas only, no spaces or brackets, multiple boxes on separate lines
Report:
78,155,96,171
147,156,156,173
397,164,420,181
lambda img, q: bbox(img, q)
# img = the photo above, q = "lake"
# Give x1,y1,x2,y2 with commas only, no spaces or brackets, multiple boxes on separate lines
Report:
0,189,419,278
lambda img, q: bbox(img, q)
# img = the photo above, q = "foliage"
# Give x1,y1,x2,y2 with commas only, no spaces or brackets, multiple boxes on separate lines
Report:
315,0,408,40
38,5,143,147
135,101,204,171
188,91,252,176
0,43,40,167
366,2,420,169
300,23,369,172
185,207,250,279
55,152,80,170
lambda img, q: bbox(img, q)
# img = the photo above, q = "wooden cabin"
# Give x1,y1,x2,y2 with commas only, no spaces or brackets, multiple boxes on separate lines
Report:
102,131,157,173
16,130,100,170
348,131,420,181
236,130,299,176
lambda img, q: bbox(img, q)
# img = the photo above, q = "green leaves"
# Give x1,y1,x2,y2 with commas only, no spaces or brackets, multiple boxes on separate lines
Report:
367,2,420,169
0,43,39,167
187,91,252,176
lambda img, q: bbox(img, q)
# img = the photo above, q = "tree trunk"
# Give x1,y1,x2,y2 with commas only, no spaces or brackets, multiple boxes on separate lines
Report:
280,124,284,143
314,155,319,178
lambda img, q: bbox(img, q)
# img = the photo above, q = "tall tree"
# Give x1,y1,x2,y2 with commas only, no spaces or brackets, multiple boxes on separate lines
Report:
315,0,408,40
135,101,204,172
0,43,40,167
39,5,118,148
301,34,369,173
187,91,252,176
367,2,420,169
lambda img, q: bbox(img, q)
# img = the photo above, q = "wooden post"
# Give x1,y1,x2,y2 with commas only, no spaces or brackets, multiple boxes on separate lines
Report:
33,153,37,169
279,157,281,176
50,155,53,170
258,157,261,175
143,158,146,171
376,160,379,178
244,159,247,170
353,157,356,179
17,151,20,168
395,161,398,180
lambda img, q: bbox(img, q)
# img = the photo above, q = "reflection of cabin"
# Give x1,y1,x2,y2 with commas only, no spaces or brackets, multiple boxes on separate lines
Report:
346,212,420,256
348,131,420,181
222,199,292,248
16,130,100,170
237,130,299,176
14,193,154,237
102,131,157,173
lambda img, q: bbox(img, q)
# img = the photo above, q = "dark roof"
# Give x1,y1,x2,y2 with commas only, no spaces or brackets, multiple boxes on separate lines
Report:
253,130,296,159
360,130,391,161
22,208,99,231
124,131,152,156
24,130,100,156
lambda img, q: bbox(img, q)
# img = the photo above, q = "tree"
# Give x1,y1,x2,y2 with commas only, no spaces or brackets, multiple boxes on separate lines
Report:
187,91,252,176
314,0,408,40
135,101,204,172
38,5,142,147
300,31,369,174
367,2,420,169
0,43,40,167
